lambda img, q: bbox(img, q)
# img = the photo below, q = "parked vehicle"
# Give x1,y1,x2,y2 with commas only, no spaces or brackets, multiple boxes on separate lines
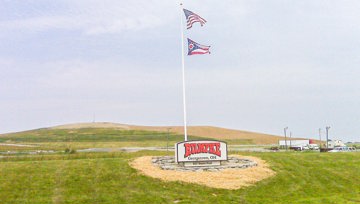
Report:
290,146,303,151
329,146,354,152
290,144,319,151
290,145,309,151
269,147,279,151
308,144,319,150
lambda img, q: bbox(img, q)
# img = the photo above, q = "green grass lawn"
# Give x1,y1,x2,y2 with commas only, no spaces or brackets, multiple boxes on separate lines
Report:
0,151,359,204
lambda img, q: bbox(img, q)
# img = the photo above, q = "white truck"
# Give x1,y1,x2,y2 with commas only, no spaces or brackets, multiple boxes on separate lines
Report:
291,144,319,151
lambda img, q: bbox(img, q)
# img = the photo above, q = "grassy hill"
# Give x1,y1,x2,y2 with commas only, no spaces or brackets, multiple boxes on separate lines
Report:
0,125,207,151
0,122,286,151
52,122,284,144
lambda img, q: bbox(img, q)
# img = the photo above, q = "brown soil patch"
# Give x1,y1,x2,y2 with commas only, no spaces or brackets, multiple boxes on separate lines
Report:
130,155,276,190
51,122,285,144
132,126,283,144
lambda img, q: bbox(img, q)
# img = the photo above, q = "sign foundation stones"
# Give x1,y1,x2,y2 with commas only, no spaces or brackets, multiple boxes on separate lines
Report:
152,156,257,172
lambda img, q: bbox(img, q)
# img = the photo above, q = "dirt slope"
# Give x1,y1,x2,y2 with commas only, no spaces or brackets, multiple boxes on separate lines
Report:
130,155,276,190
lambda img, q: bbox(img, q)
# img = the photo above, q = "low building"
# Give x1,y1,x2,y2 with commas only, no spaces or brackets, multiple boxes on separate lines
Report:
327,140,346,148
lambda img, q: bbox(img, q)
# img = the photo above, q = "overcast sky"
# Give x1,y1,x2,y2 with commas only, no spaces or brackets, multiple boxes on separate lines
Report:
1,0,360,142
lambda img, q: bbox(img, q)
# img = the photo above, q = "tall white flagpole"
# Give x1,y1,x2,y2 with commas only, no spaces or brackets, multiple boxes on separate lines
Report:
180,3,188,141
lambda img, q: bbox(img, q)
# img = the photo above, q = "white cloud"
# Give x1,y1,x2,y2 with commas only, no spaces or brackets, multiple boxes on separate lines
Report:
84,15,165,35
0,0,176,35
0,57,14,66
0,16,79,32
2,0,360,142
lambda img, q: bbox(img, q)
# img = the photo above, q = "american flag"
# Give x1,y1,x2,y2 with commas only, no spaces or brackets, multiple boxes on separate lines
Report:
187,38,210,55
183,9,207,29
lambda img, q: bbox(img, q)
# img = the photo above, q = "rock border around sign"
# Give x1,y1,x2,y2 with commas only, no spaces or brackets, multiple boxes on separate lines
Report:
152,156,257,172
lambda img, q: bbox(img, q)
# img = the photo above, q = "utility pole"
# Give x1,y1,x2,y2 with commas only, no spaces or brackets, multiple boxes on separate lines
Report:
289,131,292,149
318,128,322,148
284,127,288,151
326,126,330,150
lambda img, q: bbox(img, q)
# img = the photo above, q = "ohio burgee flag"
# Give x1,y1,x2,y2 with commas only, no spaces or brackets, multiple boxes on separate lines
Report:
187,38,210,55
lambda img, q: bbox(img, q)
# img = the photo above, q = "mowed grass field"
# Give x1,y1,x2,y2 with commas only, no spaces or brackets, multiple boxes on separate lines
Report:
1,124,359,203
0,151,359,204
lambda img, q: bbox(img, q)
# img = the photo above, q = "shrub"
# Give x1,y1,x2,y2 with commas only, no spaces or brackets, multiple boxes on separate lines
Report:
64,148,76,154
